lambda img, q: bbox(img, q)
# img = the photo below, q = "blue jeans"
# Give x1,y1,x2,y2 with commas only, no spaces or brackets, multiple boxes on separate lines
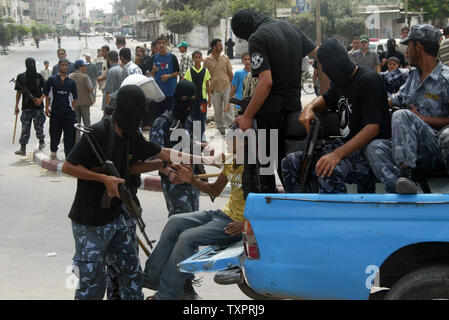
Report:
143,210,242,300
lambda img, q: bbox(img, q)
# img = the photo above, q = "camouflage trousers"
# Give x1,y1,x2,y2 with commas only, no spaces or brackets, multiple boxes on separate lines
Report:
161,177,200,217
281,139,376,194
19,108,46,145
366,110,445,193
440,127,449,173
71,213,144,300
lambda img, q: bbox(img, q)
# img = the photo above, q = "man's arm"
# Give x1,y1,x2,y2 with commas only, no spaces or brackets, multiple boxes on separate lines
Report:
235,69,272,131
315,124,379,178
62,161,124,199
225,85,238,112
410,106,449,130
15,91,21,114
129,159,164,175
299,95,328,132
307,47,330,95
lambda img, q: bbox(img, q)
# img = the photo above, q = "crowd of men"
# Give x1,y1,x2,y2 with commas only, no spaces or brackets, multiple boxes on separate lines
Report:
11,8,449,301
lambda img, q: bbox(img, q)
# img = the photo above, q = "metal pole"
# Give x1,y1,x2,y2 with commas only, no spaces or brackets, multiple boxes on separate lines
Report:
225,0,228,50
316,0,321,46
404,0,409,27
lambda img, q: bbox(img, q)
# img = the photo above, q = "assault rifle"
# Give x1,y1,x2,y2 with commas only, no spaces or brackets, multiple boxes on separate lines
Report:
74,124,155,255
10,78,37,101
298,118,321,193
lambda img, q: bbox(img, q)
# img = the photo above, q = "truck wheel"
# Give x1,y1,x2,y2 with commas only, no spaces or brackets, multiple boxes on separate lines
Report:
238,279,277,300
385,265,449,300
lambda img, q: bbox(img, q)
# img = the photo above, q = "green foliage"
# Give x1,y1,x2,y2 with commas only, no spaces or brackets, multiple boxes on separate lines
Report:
31,24,54,37
5,17,15,23
199,0,226,28
335,16,366,40
0,22,11,47
163,5,201,35
408,0,449,26
229,0,275,17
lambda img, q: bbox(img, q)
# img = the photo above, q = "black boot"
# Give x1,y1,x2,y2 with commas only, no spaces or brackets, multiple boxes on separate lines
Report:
39,140,46,150
181,278,202,300
396,167,419,194
15,144,26,156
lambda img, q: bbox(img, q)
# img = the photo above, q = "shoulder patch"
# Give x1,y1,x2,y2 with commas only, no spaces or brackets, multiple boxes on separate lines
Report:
251,52,264,70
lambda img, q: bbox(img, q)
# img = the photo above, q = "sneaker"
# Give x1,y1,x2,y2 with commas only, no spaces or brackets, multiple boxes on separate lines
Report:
39,140,46,150
396,167,419,194
181,278,203,300
15,145,26,156
50,152,57,160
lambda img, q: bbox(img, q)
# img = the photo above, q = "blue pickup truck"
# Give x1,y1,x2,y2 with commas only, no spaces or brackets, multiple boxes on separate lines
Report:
179,192,449,300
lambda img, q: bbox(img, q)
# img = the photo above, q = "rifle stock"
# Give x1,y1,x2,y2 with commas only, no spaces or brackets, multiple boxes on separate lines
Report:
298,118,321,193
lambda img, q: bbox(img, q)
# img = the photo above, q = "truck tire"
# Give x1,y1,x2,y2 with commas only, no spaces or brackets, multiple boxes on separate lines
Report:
385,265,449,300
237,279,277,300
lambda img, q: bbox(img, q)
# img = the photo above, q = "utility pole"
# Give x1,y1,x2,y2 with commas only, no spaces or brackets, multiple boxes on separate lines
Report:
225,0,229,50
316,0,321,46
404,0,409,27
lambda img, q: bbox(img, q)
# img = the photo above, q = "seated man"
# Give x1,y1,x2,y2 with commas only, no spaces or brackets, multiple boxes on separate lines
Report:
367,25,449,194
282,38,391,194
143,134,245,300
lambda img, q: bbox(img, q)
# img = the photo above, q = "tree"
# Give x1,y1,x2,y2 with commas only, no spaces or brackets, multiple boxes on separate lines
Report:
408,0,449,27
0,22,12,53
163,5,201,35
199,0,226,44
138,0,161,19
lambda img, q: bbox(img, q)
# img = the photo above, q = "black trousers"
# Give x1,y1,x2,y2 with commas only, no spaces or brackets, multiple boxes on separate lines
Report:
49,112,77,157
242,110,286,199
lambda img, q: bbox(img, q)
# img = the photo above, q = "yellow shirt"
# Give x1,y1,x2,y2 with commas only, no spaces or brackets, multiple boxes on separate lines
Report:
221,164,245,223
184,66,211,99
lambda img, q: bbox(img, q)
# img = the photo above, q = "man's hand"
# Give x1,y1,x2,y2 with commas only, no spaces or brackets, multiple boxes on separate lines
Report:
151,64,159,75
33,98,42,107
224,222,243,237
14,105,20,115
170,164,194,184
224,103,231,113
315,150,343,178
103,175,125,199
207,98,212,108
168,168,184,185
299,107,316,133
161,74,169,82
45,107,51,118
234,115,253,132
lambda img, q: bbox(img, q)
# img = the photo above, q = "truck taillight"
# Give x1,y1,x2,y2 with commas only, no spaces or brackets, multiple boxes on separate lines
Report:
243,219,260,260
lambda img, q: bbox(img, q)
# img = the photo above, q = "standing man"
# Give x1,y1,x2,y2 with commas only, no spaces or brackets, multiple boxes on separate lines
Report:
177,41,193,80
348,36,361,55
14,58,47,155
52,48,75,75
398,26,410,57
43,59,78,160
70,60,94,142
116,35,134,62
120,48,142,76
40,61,51,82
438,26,449,66
84,53,98,101
226,38,235,59
231,9,326,198
150,35,180,118
204,38,234,135
96,45,110,111
225,52,251,115
351,35,381,74
367,24,449,194
104,51,127,114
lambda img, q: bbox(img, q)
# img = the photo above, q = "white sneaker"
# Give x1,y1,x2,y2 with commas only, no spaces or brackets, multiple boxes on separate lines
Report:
50,152,57,160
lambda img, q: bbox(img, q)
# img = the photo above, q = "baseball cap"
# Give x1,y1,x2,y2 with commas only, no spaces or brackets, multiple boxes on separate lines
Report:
360,35,370,42
177,41,189,48
400,24,442,45
74,59,88,69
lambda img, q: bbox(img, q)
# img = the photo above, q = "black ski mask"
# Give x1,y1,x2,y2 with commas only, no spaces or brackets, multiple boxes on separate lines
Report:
231,9,271,41
386,38,398,57
25,58,39,96
113,85,145,135
317,39,357,90
172,80,196,123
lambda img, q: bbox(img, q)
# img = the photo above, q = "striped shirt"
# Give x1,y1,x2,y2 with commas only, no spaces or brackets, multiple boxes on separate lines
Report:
179,52,193,79
439,38,449,66
104,64,126,108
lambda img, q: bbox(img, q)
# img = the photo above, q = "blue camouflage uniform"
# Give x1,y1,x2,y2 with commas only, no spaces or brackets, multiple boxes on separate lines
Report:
366,61,449,192
150,112,200,217
19,109,46,145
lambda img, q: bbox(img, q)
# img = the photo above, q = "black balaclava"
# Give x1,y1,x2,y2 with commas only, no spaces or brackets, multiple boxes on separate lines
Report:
25,58,39,96
172,80,196,124
113,85,145,135
317,38,357,90
231,9,271,41
386,38,397,57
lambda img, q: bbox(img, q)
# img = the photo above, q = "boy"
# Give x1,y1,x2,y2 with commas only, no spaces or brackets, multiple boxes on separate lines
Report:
381,57,409,95
40,61,51,82
225,53,251,114
183,50,212,141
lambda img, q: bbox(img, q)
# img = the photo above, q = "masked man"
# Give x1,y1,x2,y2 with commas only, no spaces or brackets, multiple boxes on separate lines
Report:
14,58,47,155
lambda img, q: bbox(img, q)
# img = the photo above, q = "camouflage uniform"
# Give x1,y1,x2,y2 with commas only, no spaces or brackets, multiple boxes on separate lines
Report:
366,62,449,193
150,113,200,217
19,108,46,145
282,139,375,194
72,212,143,300
440,126,449,173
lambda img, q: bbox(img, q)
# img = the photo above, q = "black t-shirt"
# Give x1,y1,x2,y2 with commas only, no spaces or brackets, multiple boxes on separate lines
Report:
322,66,391,142
66,117,162,226
15,72,45,110
248,20,316,114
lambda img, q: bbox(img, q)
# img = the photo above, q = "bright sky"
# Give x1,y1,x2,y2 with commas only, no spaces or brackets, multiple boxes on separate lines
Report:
86,0,113,13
